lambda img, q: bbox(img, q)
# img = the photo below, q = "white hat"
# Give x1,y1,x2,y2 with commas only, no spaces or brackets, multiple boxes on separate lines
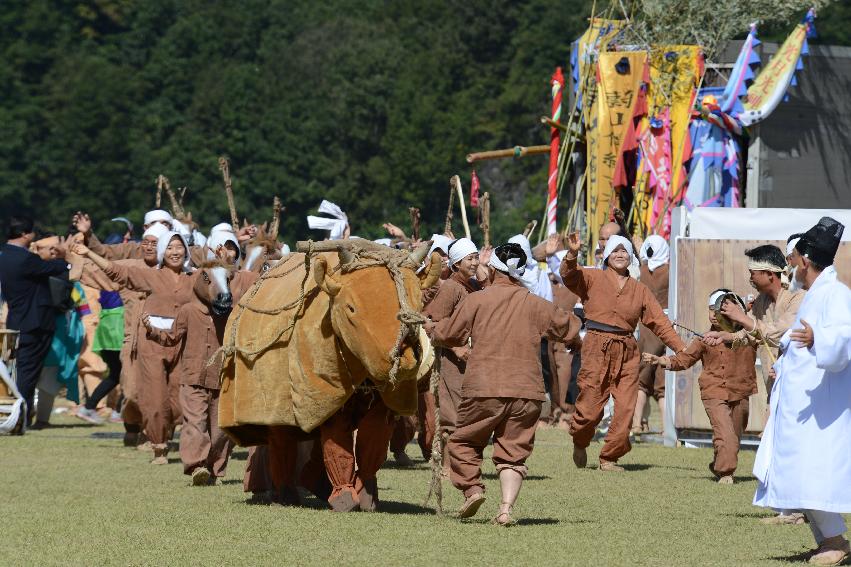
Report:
192,230,207,248
142,223,170,241
786,237,801,257
602,235,634,270
144,209,173,226
508,234,534,267
639,234,669,272
209,222,235,235
488,249,526,279
206,230,241,261
156,231,190,270
373,238,393,247
307,200,348,240
427,234,452,257
448,238,478,266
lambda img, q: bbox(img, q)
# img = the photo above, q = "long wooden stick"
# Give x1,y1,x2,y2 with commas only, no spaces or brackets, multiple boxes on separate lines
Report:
218,157,239,231
523,220,538,238
409,207,421,242
269,196,282,240
158,175,185,218
479,193,490,248
466,145,550,164
155,176,163,209
443,184,455,237
451,176,471,239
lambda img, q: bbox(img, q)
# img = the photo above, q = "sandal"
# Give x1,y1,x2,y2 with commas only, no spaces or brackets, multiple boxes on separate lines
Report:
492,505,517,527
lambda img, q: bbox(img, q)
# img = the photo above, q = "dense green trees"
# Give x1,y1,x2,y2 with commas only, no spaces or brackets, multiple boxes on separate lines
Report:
1,1,848,244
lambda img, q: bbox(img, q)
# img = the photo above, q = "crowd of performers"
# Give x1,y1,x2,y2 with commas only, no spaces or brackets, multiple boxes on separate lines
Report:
1,204,849,562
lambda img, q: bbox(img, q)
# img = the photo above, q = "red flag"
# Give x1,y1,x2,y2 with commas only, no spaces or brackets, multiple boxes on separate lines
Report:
470,170,480,207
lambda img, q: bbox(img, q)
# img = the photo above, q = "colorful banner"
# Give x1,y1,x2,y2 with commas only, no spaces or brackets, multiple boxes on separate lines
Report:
741,15,812,126
571,19,627,121
587,51,647,245
721,24,761,114
546,67,564,235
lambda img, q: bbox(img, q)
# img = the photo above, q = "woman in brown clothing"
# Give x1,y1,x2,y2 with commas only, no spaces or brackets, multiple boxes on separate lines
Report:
72,232,195,464
429,243,580,524
644,289,758,484
559,233,685,471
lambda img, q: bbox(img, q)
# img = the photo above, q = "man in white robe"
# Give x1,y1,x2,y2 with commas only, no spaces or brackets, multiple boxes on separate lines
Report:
753,217,851,566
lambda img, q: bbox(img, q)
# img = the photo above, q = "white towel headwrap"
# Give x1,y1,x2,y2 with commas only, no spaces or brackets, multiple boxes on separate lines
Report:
156,231,191,271
144,209,173,226
448,238,478,266
602,235,634,269
639,234,669,272
142,223,170,241
307,200,348,240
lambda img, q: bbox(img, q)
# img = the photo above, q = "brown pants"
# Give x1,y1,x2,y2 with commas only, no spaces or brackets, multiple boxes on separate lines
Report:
448,397,541,498
438,354,465,434
179,385,233,477
389,415,416,453
266,426,327,494
570,331,639,463
703,397,749,477
119,344,143,427
548,342,576,411
638,325,665,400
136,338,181,448
417,391,437,460
243,446,274,493
320,391,394,502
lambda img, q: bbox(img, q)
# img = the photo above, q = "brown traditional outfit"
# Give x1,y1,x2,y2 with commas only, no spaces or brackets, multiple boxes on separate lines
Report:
433,277,580,497
548,284,580,415
637,263,669,400
730,287,803,394
667,335,758,477
422,272,479,433
560,256,685,463
103,263,195,450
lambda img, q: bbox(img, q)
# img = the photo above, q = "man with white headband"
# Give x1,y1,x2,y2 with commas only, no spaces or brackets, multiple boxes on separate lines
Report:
307,200,349,240
643,289,758,485
423,237,486,470
427,242,580,524
559,232,685,471
753,217,851,565
633,234,671,435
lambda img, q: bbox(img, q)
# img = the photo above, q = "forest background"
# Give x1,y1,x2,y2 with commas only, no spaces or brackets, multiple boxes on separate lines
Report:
2,0,850,244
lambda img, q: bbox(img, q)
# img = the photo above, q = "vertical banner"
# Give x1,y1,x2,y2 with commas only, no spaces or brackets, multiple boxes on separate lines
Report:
588,52,647,247
546,67,564,235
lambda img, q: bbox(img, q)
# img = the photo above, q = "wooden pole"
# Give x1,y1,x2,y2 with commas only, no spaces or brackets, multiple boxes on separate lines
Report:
269,196,282,240
443,184,454,237
522,220,538,238
539,116,567,132
218,157,239,231
466,145,550,164
158,175,185,218
408,207,421,242
451,176,471,239
479,193,490,248
155,176,163,209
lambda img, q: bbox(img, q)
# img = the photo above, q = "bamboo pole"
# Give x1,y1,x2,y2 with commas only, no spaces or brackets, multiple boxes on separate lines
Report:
408,207,421,242
479,193,490,248
523,220,538,238
218,157,239,231
539,116,568,132
466,145,550,164
269,196,282,240
443,183,455,237
451,176,471,239
158,175,185,219
155,176,163,209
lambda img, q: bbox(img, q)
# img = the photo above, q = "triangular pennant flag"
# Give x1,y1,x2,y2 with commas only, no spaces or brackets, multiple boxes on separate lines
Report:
801,39,809,55
790,74,798,87
796,57,804,71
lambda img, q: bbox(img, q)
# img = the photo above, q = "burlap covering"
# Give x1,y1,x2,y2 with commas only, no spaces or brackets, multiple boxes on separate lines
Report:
219,248,423,446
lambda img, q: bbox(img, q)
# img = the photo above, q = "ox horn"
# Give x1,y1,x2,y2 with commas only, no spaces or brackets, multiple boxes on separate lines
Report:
338,248,355,267
407,241,431,267
314,257,341,297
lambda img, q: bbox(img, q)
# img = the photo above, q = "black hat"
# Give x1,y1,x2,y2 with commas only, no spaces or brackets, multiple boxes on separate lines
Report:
795,216,844,267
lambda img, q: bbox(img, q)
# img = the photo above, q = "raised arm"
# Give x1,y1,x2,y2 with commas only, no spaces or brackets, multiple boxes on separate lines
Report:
71,242,158,293
558,232,591,299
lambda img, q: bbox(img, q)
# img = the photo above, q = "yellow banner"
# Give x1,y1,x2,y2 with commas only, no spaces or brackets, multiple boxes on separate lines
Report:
647,45,702,206
743,24,806,122
587,51,647,247
575,19,626,124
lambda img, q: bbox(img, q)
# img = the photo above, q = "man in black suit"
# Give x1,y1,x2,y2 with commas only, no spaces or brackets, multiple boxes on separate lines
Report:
0,216,69,426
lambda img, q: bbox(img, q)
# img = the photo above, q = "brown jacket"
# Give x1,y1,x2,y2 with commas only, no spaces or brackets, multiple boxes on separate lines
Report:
640,263,669,309
147,302,226,389
432,276,581,401
89,233,205,267
560,255,685,352
667,335,758,401
78,258,149,349
424,272,480,369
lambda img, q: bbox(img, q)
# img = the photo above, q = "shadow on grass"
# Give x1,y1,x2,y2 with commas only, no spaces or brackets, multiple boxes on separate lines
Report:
768,549,814,563
229,451,249,461
90,431,124,439
34,423,96,430
724,512,773,519
459,517,563,526
377,500,435,515
220,479,242,485
382,461,430,471
481,473,551,481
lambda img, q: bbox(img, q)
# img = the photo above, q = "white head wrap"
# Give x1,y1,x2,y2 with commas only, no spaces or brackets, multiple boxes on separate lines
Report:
786,237,801,257
639,234,669,272
192,230,207,247
373,238,393,247
508,234,535,267
307,200,348,240
747,259,785,273
708,289,727,307
142,223,170,241
156,231,190,270
210,222,235,235
206,230,241,261
448,238,478,266
428,234,453,257
489,253,526,279
602,235,634,270
144,209,173,226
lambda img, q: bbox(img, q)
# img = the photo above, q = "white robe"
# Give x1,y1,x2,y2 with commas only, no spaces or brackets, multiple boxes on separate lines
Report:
753,266,851,513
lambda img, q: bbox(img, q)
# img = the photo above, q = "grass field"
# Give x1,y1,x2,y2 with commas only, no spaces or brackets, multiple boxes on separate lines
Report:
5,414,838,567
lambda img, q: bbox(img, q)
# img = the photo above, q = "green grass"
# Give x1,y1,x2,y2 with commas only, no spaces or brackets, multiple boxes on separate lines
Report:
5,414,838,567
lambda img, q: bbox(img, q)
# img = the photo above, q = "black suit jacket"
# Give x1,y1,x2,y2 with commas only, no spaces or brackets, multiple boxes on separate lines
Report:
0,243,69,333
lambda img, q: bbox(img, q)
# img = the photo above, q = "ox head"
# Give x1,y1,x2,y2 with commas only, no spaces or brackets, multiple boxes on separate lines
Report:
193,261,235,317
311,242,430,383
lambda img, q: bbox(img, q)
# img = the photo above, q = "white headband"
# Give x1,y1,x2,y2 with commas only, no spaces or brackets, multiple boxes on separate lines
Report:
786,238,801,257
708,290,727,307
307,200,348,240
144,209,172,226
448,238,478,266
142,223,170,241
748,259,784,273
488,253,526,279
507,234,534,267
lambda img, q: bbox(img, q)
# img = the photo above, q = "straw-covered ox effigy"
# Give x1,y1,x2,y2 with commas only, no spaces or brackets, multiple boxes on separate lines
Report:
218,239,440,446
